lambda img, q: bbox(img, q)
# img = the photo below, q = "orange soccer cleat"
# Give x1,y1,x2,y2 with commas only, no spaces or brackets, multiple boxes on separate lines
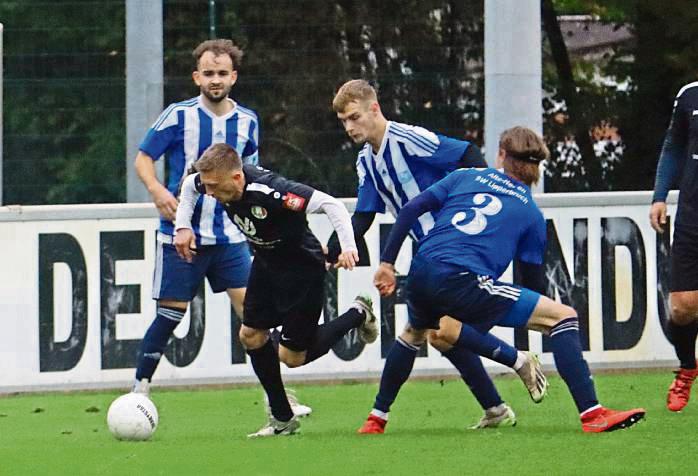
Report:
357,414,387,434
581,406,645,433
667,367,698,412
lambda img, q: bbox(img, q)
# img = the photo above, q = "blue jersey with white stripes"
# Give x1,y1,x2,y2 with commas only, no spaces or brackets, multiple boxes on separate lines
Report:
355,121,473,240
418,168,546,277
139,95,259,244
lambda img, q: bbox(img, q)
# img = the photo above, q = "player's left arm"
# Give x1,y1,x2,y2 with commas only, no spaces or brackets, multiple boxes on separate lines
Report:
306,191,359,270
420,135,486,171
515,212,547,295
173,173,203,262
376,189,443,296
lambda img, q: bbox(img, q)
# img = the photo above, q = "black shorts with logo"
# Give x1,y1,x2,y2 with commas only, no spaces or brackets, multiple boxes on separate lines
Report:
671,223,698,292
243,255,325,352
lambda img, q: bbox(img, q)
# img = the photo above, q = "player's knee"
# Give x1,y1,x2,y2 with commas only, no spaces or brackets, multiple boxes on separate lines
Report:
427,330,452,352
400,324,427,346
671,299,698,325
239,326,268,350
278,348,306,368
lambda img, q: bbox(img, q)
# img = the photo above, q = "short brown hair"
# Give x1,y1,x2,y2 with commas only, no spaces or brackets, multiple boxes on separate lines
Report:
195,143,242,174
193,39,243,70
332,79,378,112
499,127,549,186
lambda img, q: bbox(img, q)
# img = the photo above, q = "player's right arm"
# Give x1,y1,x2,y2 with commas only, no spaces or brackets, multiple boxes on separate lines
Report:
651,87,689,233
135,151,178,221
173,174,203,263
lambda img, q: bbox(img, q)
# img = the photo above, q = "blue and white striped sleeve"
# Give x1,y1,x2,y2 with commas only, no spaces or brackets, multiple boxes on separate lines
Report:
355,156,386,213
139,105,180,160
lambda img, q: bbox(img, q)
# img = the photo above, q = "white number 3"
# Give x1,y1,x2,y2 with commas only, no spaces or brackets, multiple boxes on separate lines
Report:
451,193,502,235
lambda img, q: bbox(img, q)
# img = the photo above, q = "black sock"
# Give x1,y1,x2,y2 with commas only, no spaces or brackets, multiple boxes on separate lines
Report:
666,320,698,369
304,308,363,363
442,347,503,410
247,339,293,421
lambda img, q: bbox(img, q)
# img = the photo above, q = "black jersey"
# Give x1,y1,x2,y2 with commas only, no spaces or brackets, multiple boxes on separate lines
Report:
195,165,325,265
663,82,698,224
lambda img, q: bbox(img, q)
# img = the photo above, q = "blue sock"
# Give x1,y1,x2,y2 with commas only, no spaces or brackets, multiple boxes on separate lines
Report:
550,318,598,413
374,338,419,413
135,305,184,381
247,339,293,422
456,325,518,367
443,346,503,409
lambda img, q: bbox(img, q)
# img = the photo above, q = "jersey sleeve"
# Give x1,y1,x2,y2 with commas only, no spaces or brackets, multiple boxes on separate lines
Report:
241,119,260,165
355,155,386,213
254,172,316,214
175,173,202,230
415,134,470,172
516,212,547,265
653,87,690,202
139,106,180,160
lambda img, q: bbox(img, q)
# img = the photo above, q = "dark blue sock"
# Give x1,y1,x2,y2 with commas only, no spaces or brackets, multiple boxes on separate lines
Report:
374,338,419,413
442,347,503,410
665,319,698,369
247,339,293,422
135,305,183,381
550,318,598,413
456,325,518,367
305,308,363,363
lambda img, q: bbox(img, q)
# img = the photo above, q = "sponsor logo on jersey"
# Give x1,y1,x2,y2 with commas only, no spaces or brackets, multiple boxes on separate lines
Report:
233,214,257,236
282,193,306,211
251,206,268,219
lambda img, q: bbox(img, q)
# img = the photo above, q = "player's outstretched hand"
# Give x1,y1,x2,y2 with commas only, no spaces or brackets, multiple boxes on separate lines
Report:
174,228,197,263
335,249,359,270
374,262,396,296
153,186,179,221
649,201,667,233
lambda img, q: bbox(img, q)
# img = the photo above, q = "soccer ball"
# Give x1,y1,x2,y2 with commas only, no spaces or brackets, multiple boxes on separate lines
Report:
107,393,159,441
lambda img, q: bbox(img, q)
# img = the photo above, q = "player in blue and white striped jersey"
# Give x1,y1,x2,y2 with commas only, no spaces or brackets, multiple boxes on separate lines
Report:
131,40,309,416
330,80,547,429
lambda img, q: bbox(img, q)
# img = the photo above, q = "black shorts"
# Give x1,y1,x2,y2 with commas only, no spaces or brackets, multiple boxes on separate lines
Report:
243,257,325,351
671,223,698,292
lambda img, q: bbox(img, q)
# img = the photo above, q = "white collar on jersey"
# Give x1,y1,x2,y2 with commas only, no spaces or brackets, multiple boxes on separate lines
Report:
197,95,238,120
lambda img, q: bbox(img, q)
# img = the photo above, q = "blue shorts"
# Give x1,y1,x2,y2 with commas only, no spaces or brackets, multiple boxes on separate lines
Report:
152,240,252,302
405,254,540,331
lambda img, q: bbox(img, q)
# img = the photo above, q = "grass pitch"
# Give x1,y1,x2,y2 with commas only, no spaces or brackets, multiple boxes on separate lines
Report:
0,371,692,475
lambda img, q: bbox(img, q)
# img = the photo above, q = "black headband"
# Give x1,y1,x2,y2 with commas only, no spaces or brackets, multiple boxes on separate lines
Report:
507,151,543,163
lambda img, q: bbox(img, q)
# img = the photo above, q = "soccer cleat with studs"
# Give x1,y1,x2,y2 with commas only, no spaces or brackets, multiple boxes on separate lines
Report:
515,352,548,403
353,294,379,344
357,414,387,434
468,403,517,430
667,367,698,412
248,415,300,438
581,406,645,433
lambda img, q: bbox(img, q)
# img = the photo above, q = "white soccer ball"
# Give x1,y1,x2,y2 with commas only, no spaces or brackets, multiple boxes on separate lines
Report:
107,393,159,441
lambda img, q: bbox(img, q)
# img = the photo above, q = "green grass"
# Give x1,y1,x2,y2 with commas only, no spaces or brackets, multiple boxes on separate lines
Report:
0,371,691,475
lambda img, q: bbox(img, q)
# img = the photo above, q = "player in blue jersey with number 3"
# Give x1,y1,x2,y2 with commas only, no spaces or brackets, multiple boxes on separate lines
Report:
359,126,646,434
131,39,310,415
331,80,547,429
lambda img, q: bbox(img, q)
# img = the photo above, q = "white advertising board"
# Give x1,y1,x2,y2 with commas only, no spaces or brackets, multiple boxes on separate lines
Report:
0,192,679,392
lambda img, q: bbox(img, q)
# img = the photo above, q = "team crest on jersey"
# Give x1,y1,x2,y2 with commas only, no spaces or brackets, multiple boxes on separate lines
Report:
251,205,268,219
282,193,306,211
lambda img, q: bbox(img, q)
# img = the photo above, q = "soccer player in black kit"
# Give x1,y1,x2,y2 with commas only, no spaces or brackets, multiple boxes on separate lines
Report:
650,81,698,412
174,143,378,436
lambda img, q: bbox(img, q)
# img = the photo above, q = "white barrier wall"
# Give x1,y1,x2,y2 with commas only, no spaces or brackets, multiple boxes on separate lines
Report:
0,192,679,392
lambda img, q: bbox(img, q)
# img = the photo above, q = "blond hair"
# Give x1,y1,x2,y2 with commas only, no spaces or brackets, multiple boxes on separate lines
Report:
192,39,243,70
195,143,242,174
498,127,549,186
332,79,378,112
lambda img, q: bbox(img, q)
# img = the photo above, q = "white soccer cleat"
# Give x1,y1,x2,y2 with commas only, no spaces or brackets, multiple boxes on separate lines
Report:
247,415,300,438
264,388,313,418
353,294,379,344
131,378,150,396
515,352,548,403
468,403,517,430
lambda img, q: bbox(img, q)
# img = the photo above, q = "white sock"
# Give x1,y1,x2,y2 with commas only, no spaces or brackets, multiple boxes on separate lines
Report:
370,409,389,421
513,351,527,371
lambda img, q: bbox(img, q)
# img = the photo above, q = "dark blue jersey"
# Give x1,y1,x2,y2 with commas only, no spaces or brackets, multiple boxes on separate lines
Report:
417,168,546,277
